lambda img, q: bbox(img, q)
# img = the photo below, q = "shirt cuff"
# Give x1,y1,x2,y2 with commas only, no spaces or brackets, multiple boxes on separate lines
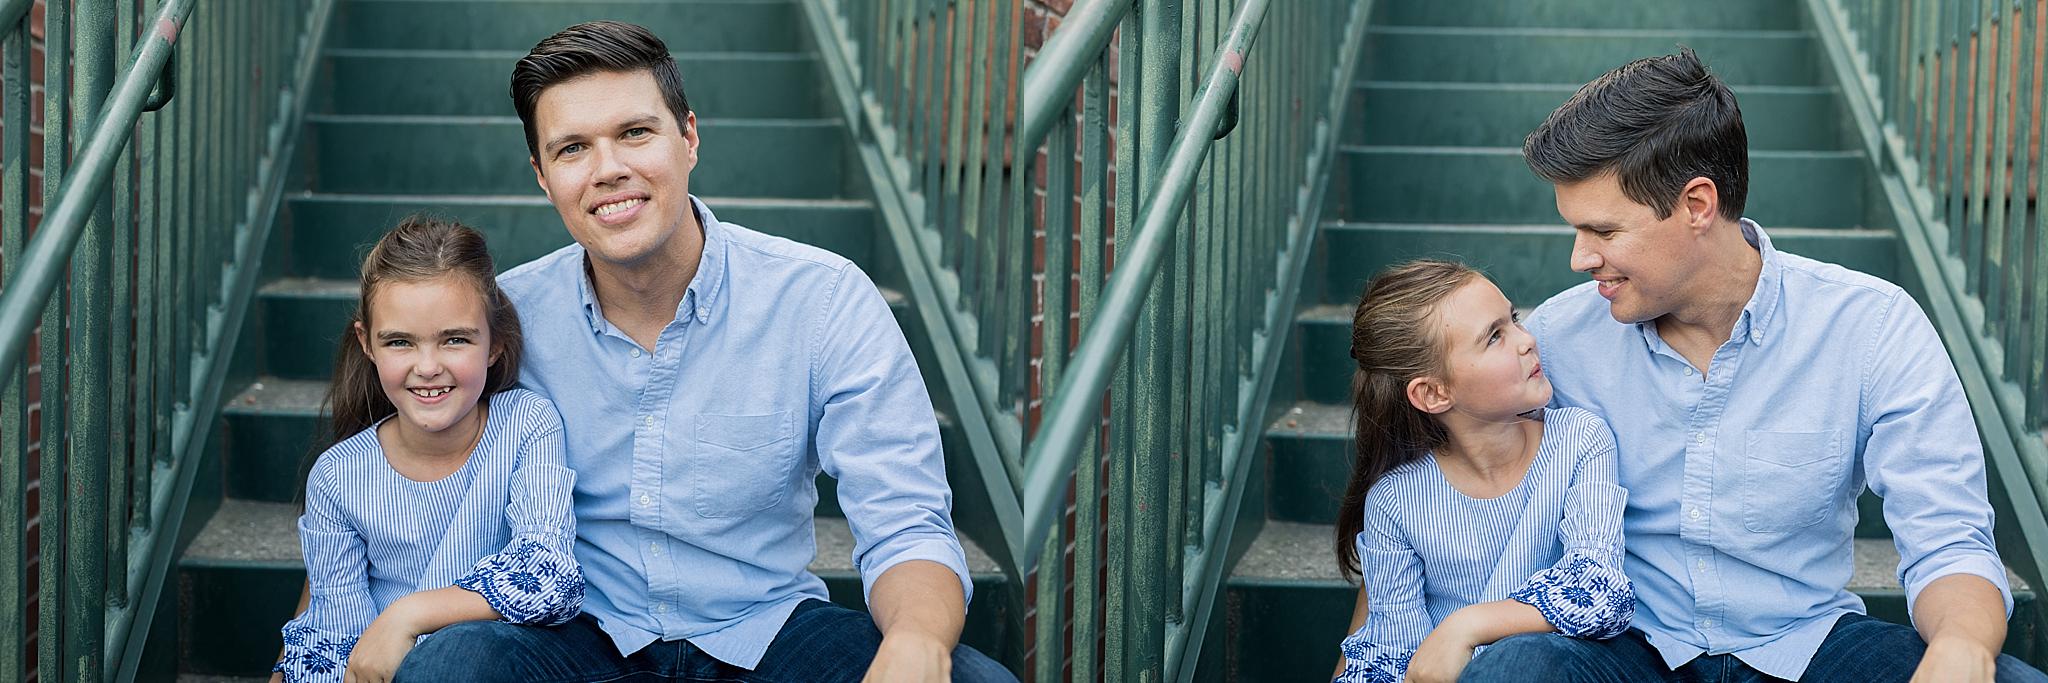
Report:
1335,631,1415,683
858,532,973,610
1903,550,2014,624
453,538,587,625
275,621,358,683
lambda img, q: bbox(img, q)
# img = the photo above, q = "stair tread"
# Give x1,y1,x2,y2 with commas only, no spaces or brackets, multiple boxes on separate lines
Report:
1341,144,1863,160
306,113,838,126
1357,80,1837,95
326,48,813,60
1233,520,2032,592
185,499,1003,576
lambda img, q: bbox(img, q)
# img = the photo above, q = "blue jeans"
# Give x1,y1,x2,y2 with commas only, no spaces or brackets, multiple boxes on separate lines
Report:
394,599,1017,682
1459,612,2048,682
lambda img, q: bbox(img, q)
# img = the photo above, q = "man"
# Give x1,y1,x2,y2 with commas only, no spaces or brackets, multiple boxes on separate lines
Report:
1459,50,2048,682
395,21,1012,682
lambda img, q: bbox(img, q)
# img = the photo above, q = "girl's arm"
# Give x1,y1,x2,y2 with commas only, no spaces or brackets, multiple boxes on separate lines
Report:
1331,586,1370,680
274,470,380,683
1502,423,1634,640
449,400,583,625
1333,501,1431,683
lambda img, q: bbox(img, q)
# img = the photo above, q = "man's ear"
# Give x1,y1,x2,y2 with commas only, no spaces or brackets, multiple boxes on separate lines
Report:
680,111,700,165
1681,176,1718,234
1406,375,1454,415
531,157,552,202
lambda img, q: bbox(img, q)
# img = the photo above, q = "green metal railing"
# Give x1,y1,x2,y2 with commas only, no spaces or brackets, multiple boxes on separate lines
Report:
803,0,1369,679
1805,0,2048,622
0,0,331,680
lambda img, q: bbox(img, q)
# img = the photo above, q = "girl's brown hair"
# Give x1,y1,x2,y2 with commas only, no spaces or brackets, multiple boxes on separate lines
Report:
324,215,524,448
1335,259,1481,582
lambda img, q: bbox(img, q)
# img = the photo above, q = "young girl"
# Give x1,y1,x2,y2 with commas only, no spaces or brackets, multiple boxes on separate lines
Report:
1333,260,1632,683
271,216,584,683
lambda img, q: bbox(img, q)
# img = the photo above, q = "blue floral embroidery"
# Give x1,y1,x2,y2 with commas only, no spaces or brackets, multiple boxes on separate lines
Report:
1334,633,1413,683
1508,551,1635,640
453,538,585,625
273,623,358,683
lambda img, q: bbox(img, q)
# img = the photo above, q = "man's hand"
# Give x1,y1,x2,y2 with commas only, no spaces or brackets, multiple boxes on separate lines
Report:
343,598,427,683
1405,614,1480,683
1910,636,1997,683
862,631,952,683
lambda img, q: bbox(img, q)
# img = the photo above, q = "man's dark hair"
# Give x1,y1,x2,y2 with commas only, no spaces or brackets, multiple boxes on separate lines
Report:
511,20,693,163
1523,49,1748,221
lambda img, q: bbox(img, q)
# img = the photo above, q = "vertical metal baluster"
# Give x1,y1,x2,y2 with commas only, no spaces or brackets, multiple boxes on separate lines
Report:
1105,10,1142,679
0,9,29,680
1073,56,1109,681
38,0,74,676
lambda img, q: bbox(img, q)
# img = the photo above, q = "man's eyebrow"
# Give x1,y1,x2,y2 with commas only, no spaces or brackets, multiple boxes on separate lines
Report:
542,132,584,154
1573,220,1621,231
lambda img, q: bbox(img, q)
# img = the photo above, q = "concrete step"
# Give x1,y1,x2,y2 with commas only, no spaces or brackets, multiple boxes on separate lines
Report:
174,499,1008,677
332,0,806,52
1335,146,1869,227
1312,222,1899,317
1365,27,1824,86
320,49,828,119
1374,0,1803,31
306,115,855,198
1347,81,1845,151
282,193,876,281
1215,520,2035,683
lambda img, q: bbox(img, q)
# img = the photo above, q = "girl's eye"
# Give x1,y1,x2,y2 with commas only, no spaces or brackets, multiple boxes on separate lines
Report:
445,337,471,346
1488,329,1503,345
385,339,412,349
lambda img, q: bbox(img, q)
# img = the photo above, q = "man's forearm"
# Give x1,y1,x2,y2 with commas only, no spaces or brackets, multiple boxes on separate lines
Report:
869,559,966,648
1913,573,2007,655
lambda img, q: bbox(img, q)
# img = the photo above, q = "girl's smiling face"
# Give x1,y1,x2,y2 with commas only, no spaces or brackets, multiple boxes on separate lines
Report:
1430,278,1551,419
356,275,497,446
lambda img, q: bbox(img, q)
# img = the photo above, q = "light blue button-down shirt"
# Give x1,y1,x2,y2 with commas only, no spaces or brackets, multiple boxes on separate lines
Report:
1525,219,2011,680
498,196,972,669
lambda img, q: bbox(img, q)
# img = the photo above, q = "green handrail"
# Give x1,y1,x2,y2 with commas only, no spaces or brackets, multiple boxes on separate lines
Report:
803,0,1367,678
0,1,332,680
1804,0,2048,642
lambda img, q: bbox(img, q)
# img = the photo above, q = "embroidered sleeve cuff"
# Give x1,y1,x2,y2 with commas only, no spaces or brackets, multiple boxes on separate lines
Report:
1509,550,1635,640
453,538,586,625
274,621,358,683
858,532,973,609
1333,632,1414,683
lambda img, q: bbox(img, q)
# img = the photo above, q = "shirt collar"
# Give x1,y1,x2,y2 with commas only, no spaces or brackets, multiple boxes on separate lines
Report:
1631,217,1784,349
575,194,727,334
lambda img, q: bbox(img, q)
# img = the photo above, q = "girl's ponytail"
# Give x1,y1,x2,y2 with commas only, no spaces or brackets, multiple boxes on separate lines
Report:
1335,259,1479,582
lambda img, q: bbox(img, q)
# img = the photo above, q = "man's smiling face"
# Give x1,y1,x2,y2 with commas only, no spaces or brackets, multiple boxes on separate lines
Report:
529,69,700,270
1554,173,1709,324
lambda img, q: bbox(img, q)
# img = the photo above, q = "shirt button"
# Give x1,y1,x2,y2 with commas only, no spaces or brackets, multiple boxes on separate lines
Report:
644,416,656,428
1684,367,1695,376
696,307,708,318
631,348,643,358
1687,507,1701,521
654,603,668,614
649,542,662,556
1701,618,1716,629
1694,432,1707,445
1696,560,1709,572
639,494,652,506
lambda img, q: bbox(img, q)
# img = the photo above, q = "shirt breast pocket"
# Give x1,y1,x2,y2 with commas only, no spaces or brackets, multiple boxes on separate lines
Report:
1740,429,1849,533
689,411,798,518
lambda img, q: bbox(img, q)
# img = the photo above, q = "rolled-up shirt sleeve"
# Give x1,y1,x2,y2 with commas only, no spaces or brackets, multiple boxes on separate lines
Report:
1861,291,2012,620
810,264,973,607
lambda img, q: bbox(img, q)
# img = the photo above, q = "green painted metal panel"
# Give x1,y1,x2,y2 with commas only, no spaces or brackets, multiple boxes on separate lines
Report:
333,0,806,52
323,50,827,119
1351,82,1845,151
1377,0,1802,31
1366,28,1825,86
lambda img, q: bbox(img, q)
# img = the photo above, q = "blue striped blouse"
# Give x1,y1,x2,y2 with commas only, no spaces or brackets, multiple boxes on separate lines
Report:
1335,407,1634,682
274,388,585,683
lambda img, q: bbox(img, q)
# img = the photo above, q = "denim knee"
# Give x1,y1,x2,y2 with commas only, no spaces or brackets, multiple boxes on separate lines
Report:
1460,633,1592,679
948,643,1017,683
